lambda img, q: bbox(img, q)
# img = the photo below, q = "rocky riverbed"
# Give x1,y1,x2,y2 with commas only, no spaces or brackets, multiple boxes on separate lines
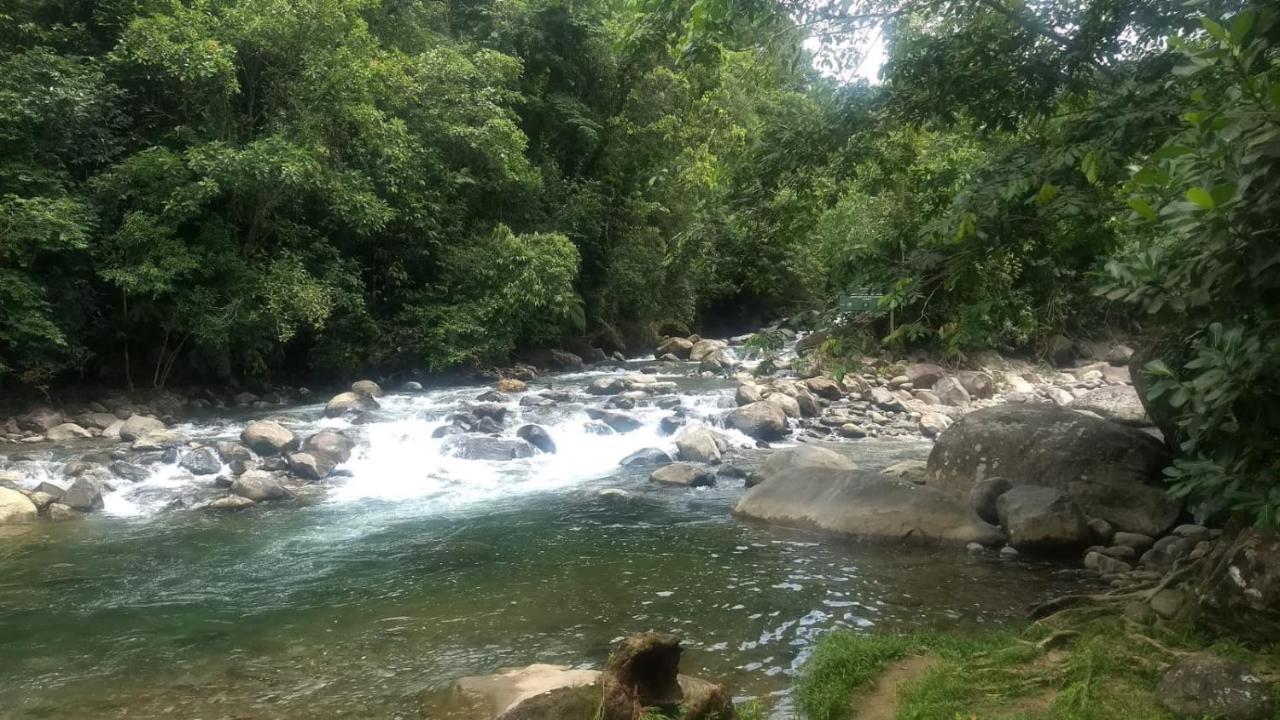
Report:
0,327,1241,719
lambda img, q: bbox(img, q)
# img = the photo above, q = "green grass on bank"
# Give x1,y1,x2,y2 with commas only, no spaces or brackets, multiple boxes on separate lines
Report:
792,616,1280,720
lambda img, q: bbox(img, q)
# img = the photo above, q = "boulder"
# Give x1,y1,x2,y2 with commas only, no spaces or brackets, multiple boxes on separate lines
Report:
918,412,952,438
286,452,329,480
0,487,38,524
735,384,764,406
324,391,380,418
803,377,843,400
60,477,105,512
955,370,995,399
118,414,165,441
132,429,188,451
735,467,1004,546
866,386,905,412
725,401,788,440
926,404,1177,536
969,477,1014,525
881,459,928,485
1190,528,1280,642
351,379,384,397
620,447,672,467
674,425,722,464
179,447,222,475
995,485,1089,554
230,471,289,502
1157,654,1274,720
688,339,728,363
747,444,855,488
18,407,64,432
81,412,119,430
1045,334,1075,367
764,392,801,419
206,495,256,511
45,423,92,441
404,381,424,392
496,378,527,393
240,421,298,456
904,363,946,389
1074,385,1148,426
794,391,820,418
655,337,694,359
650,463,715,488
303,429,355,466
516,425,556,454
443,436,537,461
588,377,627,395
584,409,641,434
932,376,971,407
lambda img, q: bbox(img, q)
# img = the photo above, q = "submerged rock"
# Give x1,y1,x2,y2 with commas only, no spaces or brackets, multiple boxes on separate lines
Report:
516,425,556,454
735,467,1003,546
649,463,715,488
620,447,672,467
584,408,641,434
442,435,537,461
230,471,289,502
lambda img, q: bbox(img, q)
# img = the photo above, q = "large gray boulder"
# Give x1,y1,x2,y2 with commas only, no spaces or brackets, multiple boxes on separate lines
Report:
240,421,298,456
996,485,1089,554
904,363,946,389
351,379,384,397
442,436,536,461
735,467,1004,546
747,444,855,488
303,428,355,466
725,401,787,440
516,425,556,454
688,339,728,362
926,404,1178,536
179,447,222,475
763,392,801,419
59,477,105,512
655,337,694,359
933,376,971,407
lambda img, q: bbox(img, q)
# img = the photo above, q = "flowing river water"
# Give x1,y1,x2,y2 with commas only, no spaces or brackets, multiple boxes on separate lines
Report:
0,360,1087,719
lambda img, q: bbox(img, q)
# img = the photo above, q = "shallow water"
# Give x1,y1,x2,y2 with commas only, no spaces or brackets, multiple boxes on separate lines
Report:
0,365,1085,719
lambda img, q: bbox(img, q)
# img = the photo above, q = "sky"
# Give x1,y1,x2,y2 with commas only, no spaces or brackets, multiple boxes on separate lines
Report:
804,24,888,84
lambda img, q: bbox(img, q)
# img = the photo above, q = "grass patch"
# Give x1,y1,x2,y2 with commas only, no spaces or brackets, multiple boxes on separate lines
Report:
796,615,1280,720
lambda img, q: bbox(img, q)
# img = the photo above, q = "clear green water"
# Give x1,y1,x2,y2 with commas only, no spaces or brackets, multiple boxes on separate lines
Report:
0,442,1083,719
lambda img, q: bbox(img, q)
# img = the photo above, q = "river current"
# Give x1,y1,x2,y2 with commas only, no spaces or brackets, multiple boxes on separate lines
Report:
0,361,1084,719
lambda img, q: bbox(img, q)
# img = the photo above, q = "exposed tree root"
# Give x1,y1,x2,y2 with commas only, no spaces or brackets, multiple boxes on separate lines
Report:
1027,557,1205,622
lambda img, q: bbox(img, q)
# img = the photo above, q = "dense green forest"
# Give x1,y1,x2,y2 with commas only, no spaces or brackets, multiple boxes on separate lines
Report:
3,0,1277,517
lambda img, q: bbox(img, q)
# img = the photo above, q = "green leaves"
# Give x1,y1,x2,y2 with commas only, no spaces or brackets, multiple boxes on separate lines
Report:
1186,186,1215,209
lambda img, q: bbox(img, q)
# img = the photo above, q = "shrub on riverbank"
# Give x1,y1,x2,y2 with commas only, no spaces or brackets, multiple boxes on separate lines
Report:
797,617,1280,720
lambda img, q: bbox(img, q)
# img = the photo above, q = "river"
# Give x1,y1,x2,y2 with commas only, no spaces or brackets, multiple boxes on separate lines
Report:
0,360,1085,719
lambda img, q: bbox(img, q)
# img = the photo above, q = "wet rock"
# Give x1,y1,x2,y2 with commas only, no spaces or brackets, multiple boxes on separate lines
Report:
583,421,614,436
605,396,635,411
60,476,105,512
216,441,254,465
286,452,330,480
674,425,722,464
110,461,150,482
443,435,537,461
1157,654,1274,720
882,459,928,485
748,444,855,488
837,423,867,439
688,339,728,363
519,394,556,408
240,421,298,456
516,425,556,454
206,495,256,511
736,467,1004,546
496,378,527,393
476,416,504,434
230,471,289,502
726,401,788,440
476,390,506,403
620,447,672,467
131,429,188,451
324,391,380,418
589,377,627,395
118,414,165,441
585,408,641,434
47,503,81,521
969,477,1013,525
45,423,92,441
404,381,424,392
351,379,384,397
0,487,38,523
303,429,355,467
179,447,222,475
655,337,694,359
650,463,715,488
926,404,1177,536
